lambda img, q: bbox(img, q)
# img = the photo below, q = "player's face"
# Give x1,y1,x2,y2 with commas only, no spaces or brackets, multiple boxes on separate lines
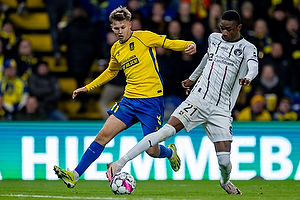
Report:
111,19,132,43
219,20,241,42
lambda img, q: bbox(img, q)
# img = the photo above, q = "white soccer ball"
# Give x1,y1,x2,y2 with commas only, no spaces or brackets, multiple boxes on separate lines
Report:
110,172,136,195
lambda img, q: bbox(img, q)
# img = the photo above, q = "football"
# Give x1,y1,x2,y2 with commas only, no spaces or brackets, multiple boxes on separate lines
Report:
110,172,136,195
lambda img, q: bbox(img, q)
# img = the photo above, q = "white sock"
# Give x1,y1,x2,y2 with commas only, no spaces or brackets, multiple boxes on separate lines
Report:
116,124,176,168
73,170,79,181
217,152,231,186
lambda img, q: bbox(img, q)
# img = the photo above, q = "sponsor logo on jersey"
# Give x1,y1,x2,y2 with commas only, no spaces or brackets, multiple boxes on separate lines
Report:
121,55,139,69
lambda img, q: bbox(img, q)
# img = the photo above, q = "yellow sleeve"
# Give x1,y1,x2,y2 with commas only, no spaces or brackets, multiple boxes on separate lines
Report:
85,55,121,91
163,38,195,51
135,31,195,51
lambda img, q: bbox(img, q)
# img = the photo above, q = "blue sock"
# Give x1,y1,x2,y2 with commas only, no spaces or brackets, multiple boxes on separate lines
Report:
75,141,104,176
157,144,173,158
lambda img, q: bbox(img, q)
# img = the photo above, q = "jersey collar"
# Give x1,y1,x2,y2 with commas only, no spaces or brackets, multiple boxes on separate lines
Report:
119,31,134,44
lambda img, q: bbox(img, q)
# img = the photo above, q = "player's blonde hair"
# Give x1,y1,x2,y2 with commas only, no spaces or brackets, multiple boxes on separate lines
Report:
109,6,132,23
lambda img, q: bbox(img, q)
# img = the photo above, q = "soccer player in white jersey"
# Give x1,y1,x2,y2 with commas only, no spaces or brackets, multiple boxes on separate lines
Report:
107,10,259,194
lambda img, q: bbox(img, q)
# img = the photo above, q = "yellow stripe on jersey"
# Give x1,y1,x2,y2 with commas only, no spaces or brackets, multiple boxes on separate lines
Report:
85,30,195,98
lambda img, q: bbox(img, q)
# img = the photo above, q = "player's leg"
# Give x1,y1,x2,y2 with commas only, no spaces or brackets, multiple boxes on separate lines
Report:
137,97,181,171
110,117,181,172
204,109,242,194
54,98,134,187
54,115,126,188
214,141,232,185
107,98,202,177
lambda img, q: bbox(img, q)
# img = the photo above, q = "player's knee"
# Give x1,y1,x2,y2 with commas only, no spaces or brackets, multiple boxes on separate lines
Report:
217,152,231,169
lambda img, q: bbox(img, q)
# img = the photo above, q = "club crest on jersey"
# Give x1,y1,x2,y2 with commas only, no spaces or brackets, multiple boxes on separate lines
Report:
234,49,242,56
129,42,134,51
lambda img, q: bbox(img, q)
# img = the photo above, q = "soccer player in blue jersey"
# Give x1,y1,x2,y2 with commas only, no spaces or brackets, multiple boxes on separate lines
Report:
107,10,259,194
53,6,196,188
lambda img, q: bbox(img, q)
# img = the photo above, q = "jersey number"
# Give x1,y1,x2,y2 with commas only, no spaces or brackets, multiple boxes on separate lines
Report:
179,104,197,116
208,53,214,61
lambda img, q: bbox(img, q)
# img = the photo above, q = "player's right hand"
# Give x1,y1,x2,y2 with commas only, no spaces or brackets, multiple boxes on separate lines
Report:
239,78,251,86
72,87,88,99
181,79,195,95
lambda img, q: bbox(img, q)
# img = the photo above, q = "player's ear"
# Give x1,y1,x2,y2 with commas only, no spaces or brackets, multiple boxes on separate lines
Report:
237,24,242,32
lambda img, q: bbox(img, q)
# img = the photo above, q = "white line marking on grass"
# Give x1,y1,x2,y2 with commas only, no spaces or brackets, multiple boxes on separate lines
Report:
0,194,115,199
1,194,177,200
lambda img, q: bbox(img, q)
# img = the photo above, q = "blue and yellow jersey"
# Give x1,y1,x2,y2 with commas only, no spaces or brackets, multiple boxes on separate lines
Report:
0,77,28,106
85,30,195,98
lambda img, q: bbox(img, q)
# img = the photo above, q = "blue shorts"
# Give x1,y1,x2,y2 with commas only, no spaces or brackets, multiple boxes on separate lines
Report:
107,96,164,136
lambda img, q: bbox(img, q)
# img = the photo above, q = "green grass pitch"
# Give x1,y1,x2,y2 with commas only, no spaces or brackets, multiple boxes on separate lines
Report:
0,180,299,200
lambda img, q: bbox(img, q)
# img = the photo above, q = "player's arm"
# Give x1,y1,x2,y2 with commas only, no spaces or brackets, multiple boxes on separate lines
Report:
239,46,259,86
72,56,121,99
189,53,208,81
141,31,196,54
163,38,196,54
181,53,208,95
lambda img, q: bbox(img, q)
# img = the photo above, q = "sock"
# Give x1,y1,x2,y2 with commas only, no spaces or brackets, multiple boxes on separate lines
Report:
116,124,176,167
75,141,104,176
73,170,79,181
217,152,232,186
157,144,172,158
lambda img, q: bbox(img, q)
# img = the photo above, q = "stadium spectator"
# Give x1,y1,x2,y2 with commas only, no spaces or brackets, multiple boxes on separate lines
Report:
261,42,295,91
190,21,207,64
249,64,284,113
276,16,300,92
131,17,143,31
189,0,210,20
0,40,4,80
14,39,41,82
28,61,67,121
44,0,72,66
0,20,17,59
276,17,300,58
58,7,99,113
108,10,258,195
53,6,196,188
248,19,273,60
237,95,271,121
205,3,222,33
0,59,29,120
15,96,47,120
239,1,255,40
173,1,197,40
167,20,182,40
267,4,289,43
126,0,148,26
272,96,298,121
145,1,168,35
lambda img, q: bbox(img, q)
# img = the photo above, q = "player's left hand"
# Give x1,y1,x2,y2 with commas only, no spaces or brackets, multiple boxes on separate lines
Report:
181,79,195,95
72,87,88,99
184,43,196,55
239,78,251,86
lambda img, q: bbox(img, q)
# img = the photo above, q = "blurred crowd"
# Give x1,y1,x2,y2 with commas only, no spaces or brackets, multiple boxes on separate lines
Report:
0,0,300,121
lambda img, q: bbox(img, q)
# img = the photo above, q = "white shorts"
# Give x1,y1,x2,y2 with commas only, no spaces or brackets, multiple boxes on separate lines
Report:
171,95,233,143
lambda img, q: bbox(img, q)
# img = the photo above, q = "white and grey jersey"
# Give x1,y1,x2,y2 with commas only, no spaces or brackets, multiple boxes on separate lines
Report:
190,33,258,111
